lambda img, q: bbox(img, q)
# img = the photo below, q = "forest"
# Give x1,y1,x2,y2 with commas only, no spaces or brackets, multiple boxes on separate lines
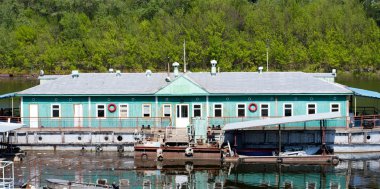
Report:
0,0,379,74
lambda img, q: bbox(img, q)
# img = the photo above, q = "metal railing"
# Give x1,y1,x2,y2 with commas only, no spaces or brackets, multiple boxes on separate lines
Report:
208,115,380,129
0,161,14,189
0,116,171,129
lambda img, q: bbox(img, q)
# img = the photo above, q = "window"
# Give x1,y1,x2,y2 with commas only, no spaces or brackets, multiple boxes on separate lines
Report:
331,103,340,112
193,104,202,117
261,104,270,117
214,104,223,117
163,104,171,117
97,104,105,118
143,104,151,117
307,104,316,115
284,104,292,117
237,104,246,117
119,104,128,118
51,104,60,118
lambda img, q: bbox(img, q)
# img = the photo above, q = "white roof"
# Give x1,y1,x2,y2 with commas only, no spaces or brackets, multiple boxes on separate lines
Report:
17,72,352,95
223,112,342,131
0,122,24,132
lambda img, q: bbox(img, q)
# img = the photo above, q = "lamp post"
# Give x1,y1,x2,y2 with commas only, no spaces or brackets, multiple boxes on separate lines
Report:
266,39,270,72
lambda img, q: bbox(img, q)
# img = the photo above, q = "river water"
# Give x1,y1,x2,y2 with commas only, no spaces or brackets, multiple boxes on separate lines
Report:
1,74,380,188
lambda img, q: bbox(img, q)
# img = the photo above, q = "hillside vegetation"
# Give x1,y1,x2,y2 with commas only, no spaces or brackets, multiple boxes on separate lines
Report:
0,0,379,74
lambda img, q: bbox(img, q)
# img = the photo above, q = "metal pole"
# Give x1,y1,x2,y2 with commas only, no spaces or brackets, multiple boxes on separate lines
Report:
278,124,281,155
11,97,14,117
354,96,357,116
183,39,186,73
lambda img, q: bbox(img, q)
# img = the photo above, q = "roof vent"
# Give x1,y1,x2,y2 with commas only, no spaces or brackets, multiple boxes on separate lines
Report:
145,70,152,77
71,70,79,78
172,62,180,77
165,77,171,82
116,70,121,77
211,60,217,76
109,68,114,73
258,66,263,74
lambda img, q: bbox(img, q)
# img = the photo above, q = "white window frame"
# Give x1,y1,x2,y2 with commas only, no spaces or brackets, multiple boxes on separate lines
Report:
162,104,172,117
96,104,106,118
283,103,293,117
119,104,129,118
330,103,340,113
260,103,270,117
307,103,317,115
51,104,61,119
142,104,151,117
236,103,246,117
213,103,223,117
192,103,202,117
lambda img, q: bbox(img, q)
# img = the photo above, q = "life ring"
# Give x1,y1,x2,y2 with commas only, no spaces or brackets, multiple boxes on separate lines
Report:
108,103,117,112
248,103,258,112
185,147,194,157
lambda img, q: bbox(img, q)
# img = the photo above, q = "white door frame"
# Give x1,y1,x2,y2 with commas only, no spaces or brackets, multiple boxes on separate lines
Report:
29,104,38,128
175,104,190,128
74,104,83,127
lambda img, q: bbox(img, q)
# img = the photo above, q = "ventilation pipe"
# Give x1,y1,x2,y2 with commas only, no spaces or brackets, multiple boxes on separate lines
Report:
172,62,180,77
211,60,217,76
145,70,152,77
258,66,263,74
71,70,79,78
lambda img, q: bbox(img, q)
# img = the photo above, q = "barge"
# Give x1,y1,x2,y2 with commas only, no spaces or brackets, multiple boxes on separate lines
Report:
0,61,379,162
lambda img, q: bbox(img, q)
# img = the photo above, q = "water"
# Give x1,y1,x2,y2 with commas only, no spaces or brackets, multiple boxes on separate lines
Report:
1,75,380,188
11,151,380,188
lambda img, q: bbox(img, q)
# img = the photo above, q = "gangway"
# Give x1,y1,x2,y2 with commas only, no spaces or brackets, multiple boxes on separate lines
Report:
0,161,14,188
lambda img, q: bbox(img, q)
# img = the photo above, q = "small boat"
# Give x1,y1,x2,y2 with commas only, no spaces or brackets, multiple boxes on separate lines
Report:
45,179,116,189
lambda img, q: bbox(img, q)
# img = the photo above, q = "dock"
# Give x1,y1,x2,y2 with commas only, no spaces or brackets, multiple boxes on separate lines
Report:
225,155,340,165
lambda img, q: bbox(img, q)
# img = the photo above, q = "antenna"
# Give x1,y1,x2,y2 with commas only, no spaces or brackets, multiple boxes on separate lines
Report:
183,39,186,73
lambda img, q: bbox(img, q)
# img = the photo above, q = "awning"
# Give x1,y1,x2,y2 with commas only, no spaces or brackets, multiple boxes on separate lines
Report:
223,112,342,131
0,122,24,132
348,87,380,99
0,92,16,99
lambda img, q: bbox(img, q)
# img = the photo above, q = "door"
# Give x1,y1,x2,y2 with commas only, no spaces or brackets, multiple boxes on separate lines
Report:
29,104,38,128
176,104,189,128
74,104,83,127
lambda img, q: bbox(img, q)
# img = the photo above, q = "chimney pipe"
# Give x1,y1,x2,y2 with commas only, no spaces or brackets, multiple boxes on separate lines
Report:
258,67,263,74
172,62,180,77
211,60,217,76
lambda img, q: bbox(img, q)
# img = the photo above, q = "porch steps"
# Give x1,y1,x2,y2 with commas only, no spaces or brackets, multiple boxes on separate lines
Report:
165,128,189,143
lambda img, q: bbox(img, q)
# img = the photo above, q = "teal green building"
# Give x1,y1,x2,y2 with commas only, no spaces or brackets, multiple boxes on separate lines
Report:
17,62,352,130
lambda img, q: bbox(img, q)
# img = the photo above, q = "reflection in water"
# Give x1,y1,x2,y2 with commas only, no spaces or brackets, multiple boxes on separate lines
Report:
11,151,380,188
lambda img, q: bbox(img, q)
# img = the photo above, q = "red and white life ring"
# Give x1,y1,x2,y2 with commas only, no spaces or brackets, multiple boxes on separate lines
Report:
108,103,117,113
248,103,258,112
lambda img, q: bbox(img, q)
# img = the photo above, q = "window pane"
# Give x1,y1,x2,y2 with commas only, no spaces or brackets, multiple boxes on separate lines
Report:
194,109,201,117
163,105,171,117
331,104,339,112
193,104,201,117
215,104,222,108
120,105,128,117
261,109,269,117
143,105,150,117
308,104,316,115
261,104,268,108
238,109,245,117
308,109,316,114
52,110,59,117
181,105,188,117
97,105,105,117
215,110,222,117
238,104,245,108
285,104,292,108
285,109,292,117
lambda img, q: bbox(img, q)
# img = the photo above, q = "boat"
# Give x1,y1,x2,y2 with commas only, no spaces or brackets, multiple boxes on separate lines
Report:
45,179,116,189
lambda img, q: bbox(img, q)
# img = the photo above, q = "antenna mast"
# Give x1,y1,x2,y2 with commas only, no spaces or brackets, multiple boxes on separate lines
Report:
183,39,186,73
